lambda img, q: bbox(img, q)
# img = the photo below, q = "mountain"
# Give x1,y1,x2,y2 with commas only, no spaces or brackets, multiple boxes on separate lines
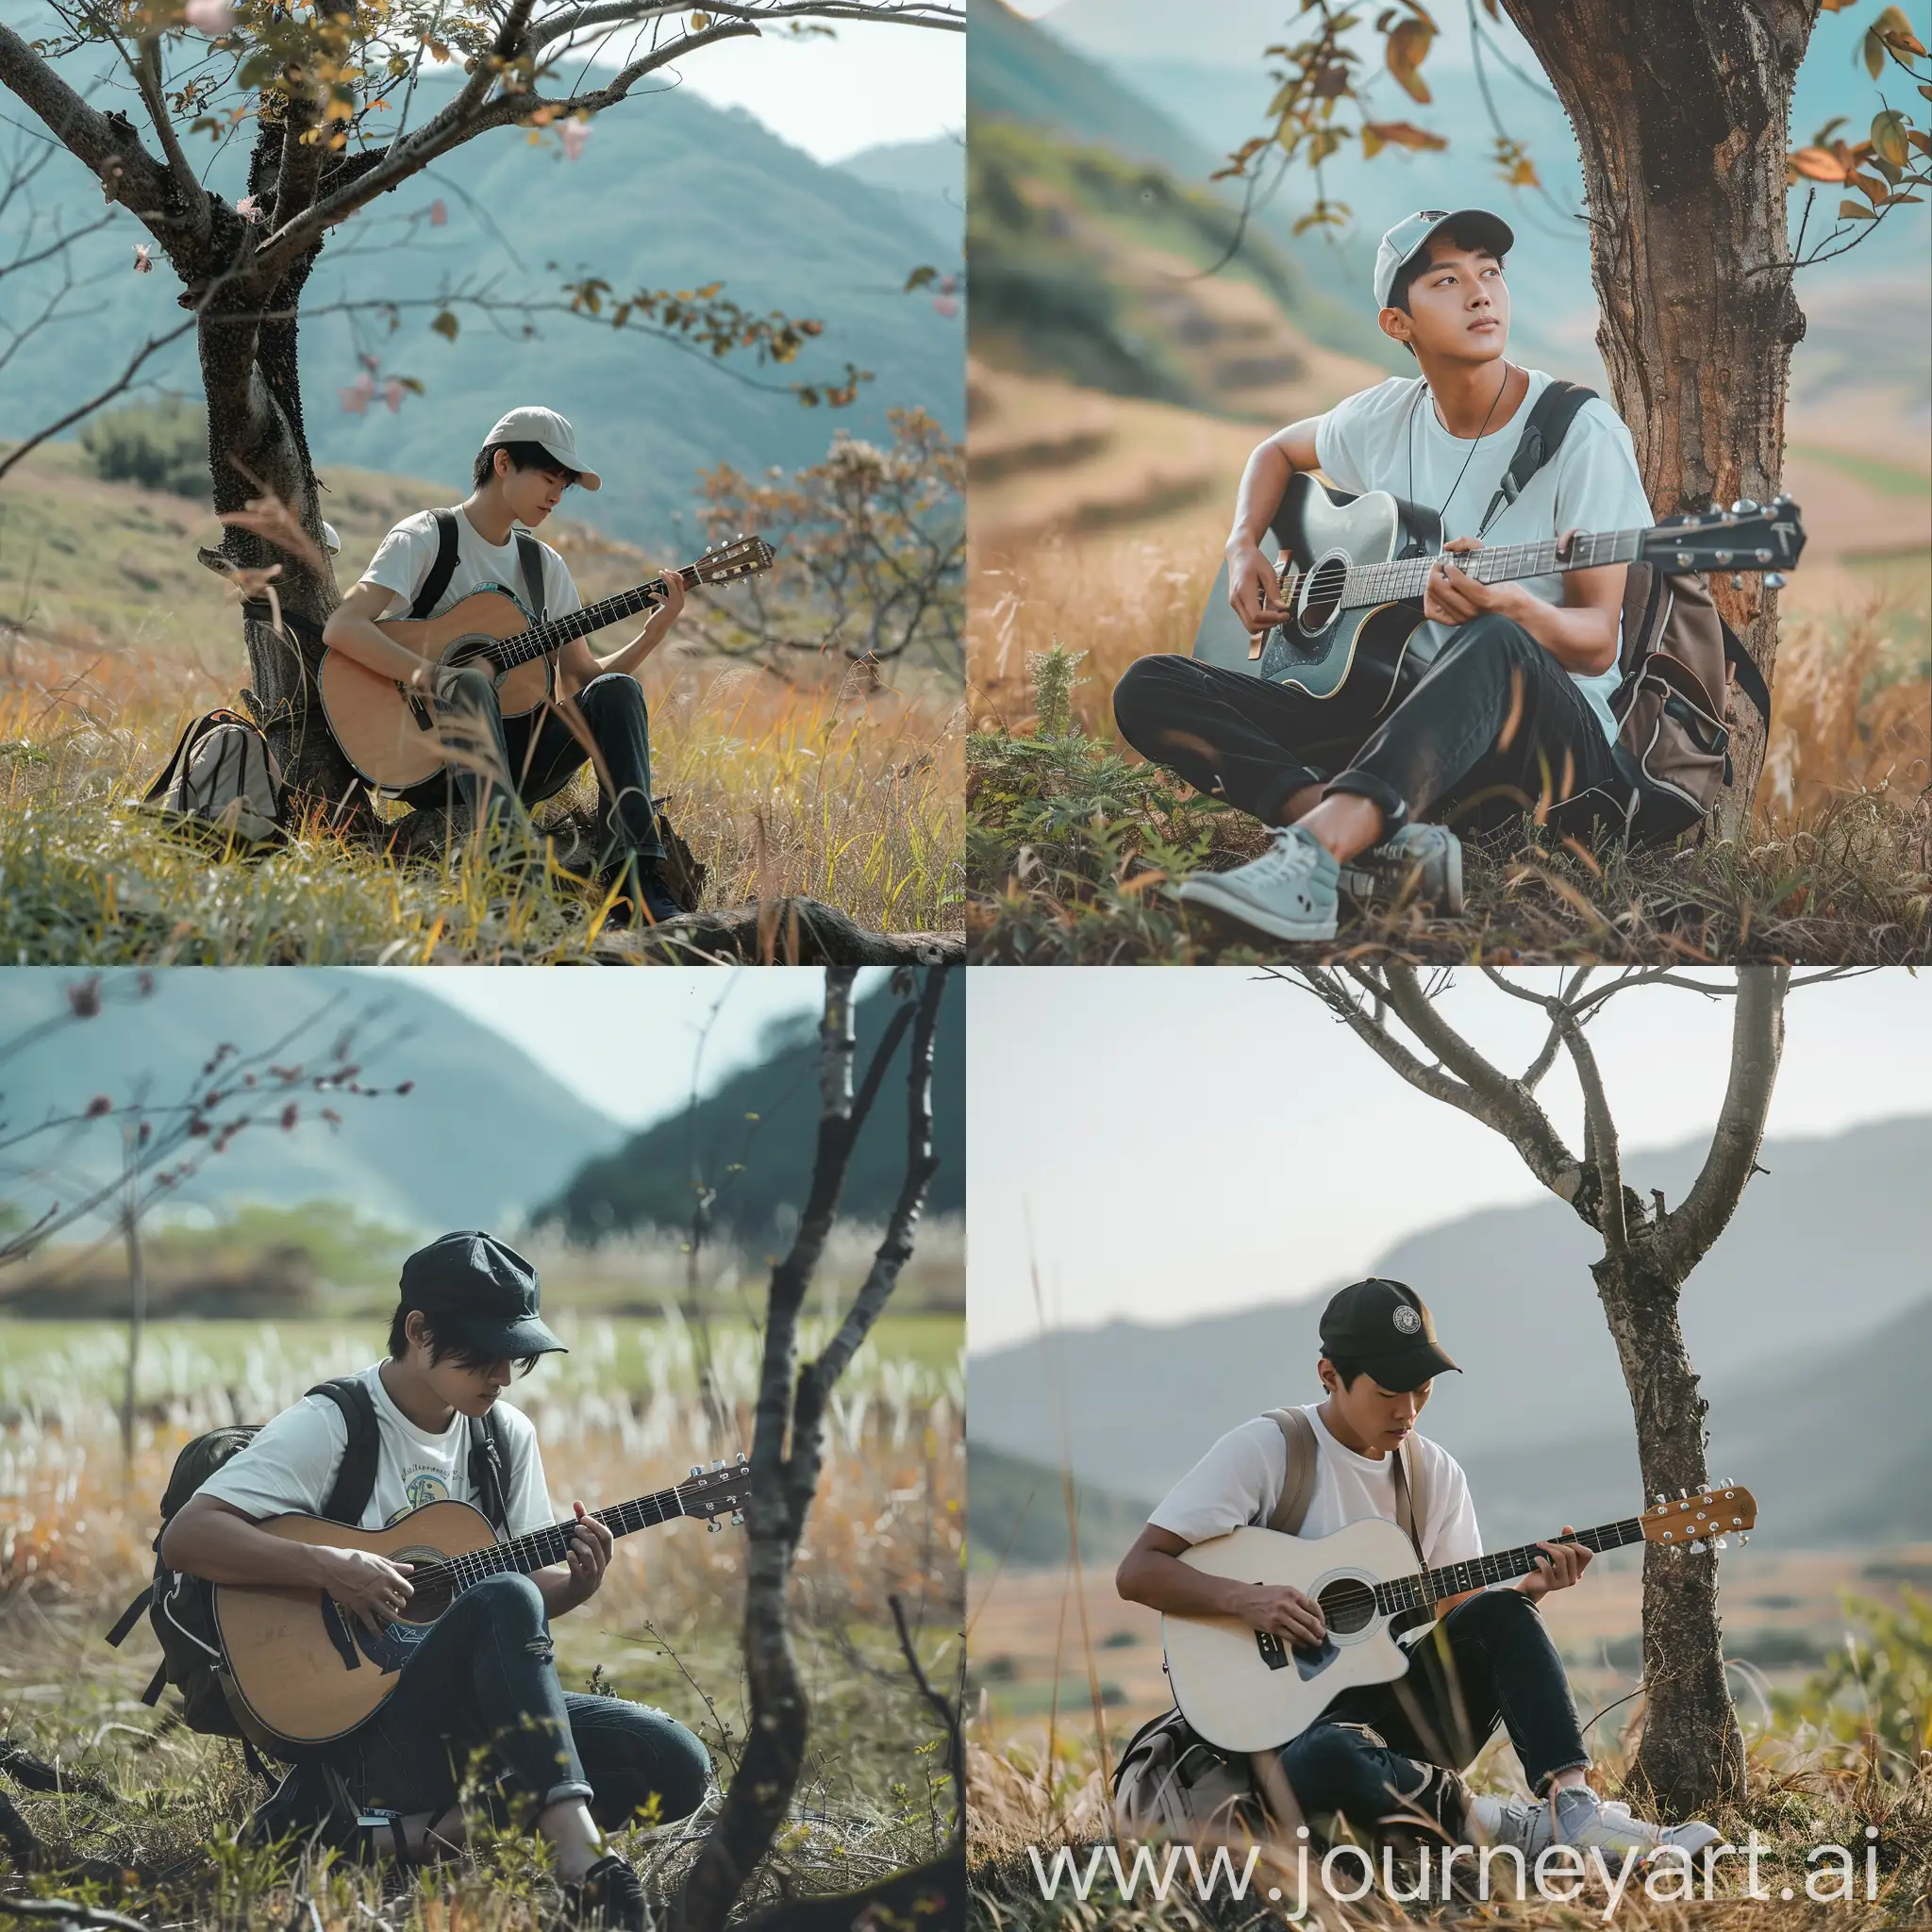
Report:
967,1115,1932,1531
0,69,964,547
838,135,965,254
0,970,625,1235
535,971,965,1241
968,1441,1154,1573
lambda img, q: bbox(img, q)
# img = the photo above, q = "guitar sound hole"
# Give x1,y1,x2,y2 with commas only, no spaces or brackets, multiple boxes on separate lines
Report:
1318,1577,1379,1637
394,1574,455,1625
1296,554,1348,636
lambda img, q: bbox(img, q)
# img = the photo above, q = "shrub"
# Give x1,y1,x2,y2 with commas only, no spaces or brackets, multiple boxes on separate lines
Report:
81,396,208,497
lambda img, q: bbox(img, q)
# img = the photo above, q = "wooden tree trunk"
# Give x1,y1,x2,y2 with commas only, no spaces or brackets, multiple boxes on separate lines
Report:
1591,1243,1745,1813
1505,0,1819,827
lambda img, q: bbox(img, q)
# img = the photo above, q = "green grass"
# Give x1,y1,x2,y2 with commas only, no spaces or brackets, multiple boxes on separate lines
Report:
1790,444,1932,499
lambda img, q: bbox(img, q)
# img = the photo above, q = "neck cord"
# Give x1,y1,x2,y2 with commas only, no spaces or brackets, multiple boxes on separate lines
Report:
1407,360,1515,530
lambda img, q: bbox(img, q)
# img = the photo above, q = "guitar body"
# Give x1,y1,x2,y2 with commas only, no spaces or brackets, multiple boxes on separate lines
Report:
213,1499,501,1754
1163,1521,1427,1754
1191,473,1437,713
316,586,555,791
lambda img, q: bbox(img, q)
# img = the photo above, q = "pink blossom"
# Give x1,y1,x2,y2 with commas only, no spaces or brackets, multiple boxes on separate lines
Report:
235,193,260,219
132,243,153,273
384,377,405,413
358,351,381,373
559,119,591,162
938,275,958,296
429,199,448,227
183,0,236,31
338,372,376,414
931,294,958,319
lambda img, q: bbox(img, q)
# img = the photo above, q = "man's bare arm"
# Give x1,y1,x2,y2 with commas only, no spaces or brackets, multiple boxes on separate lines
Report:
1116,1523,1326,1646
1226,416,1324,635
320,577,442,690
160,1492,417,1632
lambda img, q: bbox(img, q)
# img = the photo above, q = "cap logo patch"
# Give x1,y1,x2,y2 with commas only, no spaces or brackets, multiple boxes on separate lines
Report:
1392,1305,1423,1335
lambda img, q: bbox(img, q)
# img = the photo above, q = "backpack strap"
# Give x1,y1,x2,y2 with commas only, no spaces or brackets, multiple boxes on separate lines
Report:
305,1378,382,1528
468,1405,513,1537
1263,1407,1320,1536
1391,1440,1428,1568
1723,624,1770,722
107,1585,155,1648
408,508,461,621
513,530,547,624
1476,377,1598,539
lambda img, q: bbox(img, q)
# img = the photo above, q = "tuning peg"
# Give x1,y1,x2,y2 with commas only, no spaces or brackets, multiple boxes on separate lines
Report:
1714,1536,1729,1550
1772,491,1793,508
1729,574,1744,590
1730,497,1759,515
1714,550,1733,567
1690,1539,1707,1554
1654,1493,1667,1507
1763,573,1787,590
1740,1534,1750,1546
690,1465,702,1477
712,1459,725,1471
737,1452,748,1464
730,1511,744,1526
708,1518,723,1534
1679,1488,1689,1499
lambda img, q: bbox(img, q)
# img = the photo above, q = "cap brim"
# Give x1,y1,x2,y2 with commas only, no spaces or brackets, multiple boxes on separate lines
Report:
1388,208,1516,302
1356,1341,1460,1391
448,1314,568,1359
538,441,599,491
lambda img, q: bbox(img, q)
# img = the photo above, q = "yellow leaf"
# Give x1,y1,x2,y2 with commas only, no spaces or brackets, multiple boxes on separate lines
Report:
1360,119,1448,154
1789,145,1850,180
1387,18,1434,103
1848,169,1890,201
1871,108,1911,167
1838,198,1877,218
1863,25,1887,77
1875,3,1927,54
1509,157,1541,187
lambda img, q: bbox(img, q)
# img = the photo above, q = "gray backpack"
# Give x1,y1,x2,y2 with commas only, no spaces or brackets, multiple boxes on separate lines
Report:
142,707,286,847
1112,1409,1429,1840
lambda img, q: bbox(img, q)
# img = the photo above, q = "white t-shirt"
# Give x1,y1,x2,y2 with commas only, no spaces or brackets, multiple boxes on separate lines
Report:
196,1362,554,1541
1147,1403,1482,1573
360,508,582,626
1313,369,1655,741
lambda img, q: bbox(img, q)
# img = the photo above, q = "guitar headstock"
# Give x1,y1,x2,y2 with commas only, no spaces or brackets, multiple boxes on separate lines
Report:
691,533,775,585
677,1453,752,1529
1639,1479,1757,1552
1639,497,1806,578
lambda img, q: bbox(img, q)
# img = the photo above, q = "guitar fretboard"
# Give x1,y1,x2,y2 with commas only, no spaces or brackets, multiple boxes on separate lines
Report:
1339,529,1644,611
484,568,702,675
1373,1517,1648,1616
409,1482,697,1592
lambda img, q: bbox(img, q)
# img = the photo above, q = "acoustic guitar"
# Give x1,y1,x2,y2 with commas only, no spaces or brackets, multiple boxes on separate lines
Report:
1162,1480,1758,1753
212,1457,751,1754
316,535,774,790
1190,475,1806,713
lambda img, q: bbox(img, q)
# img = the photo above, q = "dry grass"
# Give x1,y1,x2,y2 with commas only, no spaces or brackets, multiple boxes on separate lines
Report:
967,533,1932,965
0,1316,962,1926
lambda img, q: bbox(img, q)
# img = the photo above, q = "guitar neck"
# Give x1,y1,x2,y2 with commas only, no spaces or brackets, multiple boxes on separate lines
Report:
1343,528,1644,610
423,1484,693,1591
490,567,699,673
1374,1517,1648,1616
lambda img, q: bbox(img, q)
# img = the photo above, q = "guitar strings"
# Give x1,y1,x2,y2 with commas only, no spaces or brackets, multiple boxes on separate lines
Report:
1366,1518,1648,1617
402,1483,692,1594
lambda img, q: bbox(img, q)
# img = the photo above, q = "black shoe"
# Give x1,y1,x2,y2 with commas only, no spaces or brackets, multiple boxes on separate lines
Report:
602,860,683,928
561,1852,651,1931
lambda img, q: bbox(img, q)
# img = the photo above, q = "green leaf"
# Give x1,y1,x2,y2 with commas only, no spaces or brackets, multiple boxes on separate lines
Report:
1862,26,1886,77
430,310,459,341
902,265,938,292
1872,108,1911,167
1838,198,1878,218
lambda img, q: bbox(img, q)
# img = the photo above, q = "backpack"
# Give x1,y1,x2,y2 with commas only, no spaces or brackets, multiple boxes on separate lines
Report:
140,708,287,847
1112,1409,1429,1841
106,1375,513,1759
1476,379,1773,846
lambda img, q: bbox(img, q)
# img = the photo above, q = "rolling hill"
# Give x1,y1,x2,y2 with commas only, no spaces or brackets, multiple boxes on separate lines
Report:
968,1441,1153,1573
967,1113,1932,1541
0,70,964,548
534,970,965,1242
0,969,625,1236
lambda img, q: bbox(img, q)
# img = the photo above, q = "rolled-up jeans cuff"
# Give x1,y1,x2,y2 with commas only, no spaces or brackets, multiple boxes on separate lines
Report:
1531,1758,1591,1798
1324,768,1407,834
541,1779,595,1810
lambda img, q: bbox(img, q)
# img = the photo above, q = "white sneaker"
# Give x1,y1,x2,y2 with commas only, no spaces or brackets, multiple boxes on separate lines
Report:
1176,824,1340,942
1337,822,1464,915
1547,1785,1722,1860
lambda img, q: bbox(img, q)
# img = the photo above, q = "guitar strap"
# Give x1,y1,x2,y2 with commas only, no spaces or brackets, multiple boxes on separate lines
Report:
467,1406,514,1537
408,508,462,621
1474,377,1597,540
513,530,547,623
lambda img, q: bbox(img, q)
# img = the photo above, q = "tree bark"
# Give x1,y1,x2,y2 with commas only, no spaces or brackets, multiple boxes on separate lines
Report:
1505,0,1820,824
1590,1243,1744,1814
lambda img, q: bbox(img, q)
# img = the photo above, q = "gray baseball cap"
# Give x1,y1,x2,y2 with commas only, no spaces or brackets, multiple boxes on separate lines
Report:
481,404,601,492
1373,208,1515,310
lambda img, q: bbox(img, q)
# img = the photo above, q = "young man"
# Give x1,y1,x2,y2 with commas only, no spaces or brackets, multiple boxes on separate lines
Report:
321,405,687,924
1111,209,1656,944
1115,1277,1721,1864
159,1231,710,1931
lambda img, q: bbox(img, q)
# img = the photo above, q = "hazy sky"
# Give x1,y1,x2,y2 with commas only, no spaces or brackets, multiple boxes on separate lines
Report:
968,969,1932,1354
666,15,964,162
397,967,890,1128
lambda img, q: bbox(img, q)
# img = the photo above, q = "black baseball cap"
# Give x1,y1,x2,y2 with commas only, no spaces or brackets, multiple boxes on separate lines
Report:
1319,1278,1458,1391
398,1231,567,1360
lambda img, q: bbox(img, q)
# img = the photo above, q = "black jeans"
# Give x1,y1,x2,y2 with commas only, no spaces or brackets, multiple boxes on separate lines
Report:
322,1574,710,1832
401,669,666,867
1275,1590,1590,1840
1112,614,1629,839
